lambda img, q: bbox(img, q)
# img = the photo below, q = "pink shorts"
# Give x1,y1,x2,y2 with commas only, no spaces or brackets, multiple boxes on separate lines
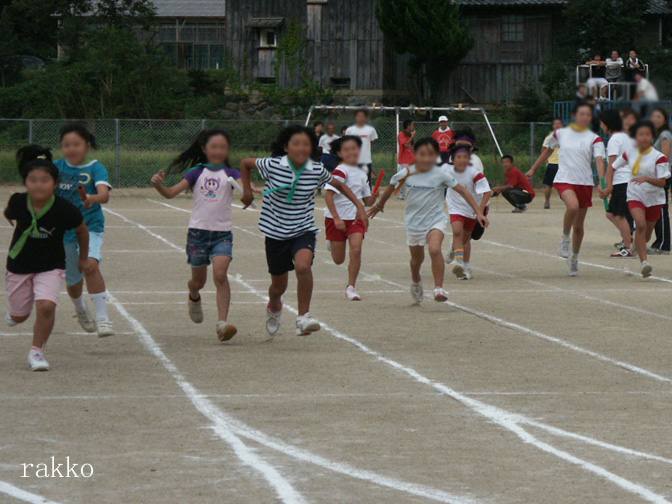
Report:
554,183,593,209
5,269,65,317
628,201,665,222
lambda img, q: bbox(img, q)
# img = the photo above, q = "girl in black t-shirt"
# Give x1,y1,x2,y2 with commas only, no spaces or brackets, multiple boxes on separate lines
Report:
4,145,89,371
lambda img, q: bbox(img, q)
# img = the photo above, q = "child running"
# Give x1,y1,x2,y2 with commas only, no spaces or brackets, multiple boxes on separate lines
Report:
445,144,492,280
369,138,487,303
5,146,89,371
612,120,671,277
324,136,376,301
151,129,239,342
529,103,606,276
528,117,563,209
240,125,368,336
55,124,114,337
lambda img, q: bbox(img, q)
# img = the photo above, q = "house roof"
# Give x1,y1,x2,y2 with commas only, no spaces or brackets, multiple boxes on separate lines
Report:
247,17,285,28
151,0,226,18
459,0,671,13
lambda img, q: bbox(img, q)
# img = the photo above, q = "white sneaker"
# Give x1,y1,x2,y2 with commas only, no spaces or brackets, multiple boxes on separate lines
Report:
5,312,18,327
295,313,321,336
345,285,361,301
433,287,448,302
559,237,570,258
75,306,96,333
461,267,473,280
568,255,579,277
445,250,455,264
27,348,49,371
216,321,237,342
188,296,204,324
452,261,466,279
266,304,282,337
96,319,115,338
410,282,424,304
641,262,653,278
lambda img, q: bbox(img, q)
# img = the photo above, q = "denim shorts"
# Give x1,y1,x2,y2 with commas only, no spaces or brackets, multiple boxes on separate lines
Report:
186,228,233,267
64,231,104,287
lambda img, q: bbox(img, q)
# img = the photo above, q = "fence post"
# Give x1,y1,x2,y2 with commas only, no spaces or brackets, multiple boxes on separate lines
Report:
114,119,121,187
28,119,33,143
529,122,535,160
201,119,206,130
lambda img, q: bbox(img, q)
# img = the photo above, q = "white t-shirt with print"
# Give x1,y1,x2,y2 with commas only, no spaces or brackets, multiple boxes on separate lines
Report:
445,164,490,219
318,134,340,155
607,132,635,185
613,147,671,207
324,163,371,220
546,127,606,186
345,124,378,164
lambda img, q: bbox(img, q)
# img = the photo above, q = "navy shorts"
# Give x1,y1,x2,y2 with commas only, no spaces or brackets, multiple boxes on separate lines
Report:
265,232,316,276
186,228,233,267
543,164,559,187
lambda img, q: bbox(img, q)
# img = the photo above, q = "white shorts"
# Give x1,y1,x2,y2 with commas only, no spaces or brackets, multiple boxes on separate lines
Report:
587,77,608,89
406,220,447,246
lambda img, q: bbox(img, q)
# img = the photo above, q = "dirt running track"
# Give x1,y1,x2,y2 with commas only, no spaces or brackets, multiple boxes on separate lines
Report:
1,188,671,504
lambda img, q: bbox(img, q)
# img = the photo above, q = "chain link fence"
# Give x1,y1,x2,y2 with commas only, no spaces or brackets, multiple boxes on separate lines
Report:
0,118,552,187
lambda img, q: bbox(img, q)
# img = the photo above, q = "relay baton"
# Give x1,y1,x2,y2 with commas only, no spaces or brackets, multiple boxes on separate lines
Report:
373,170,386,196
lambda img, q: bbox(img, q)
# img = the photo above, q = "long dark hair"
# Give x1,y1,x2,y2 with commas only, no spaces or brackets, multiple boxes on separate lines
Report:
169,129,231,174
651,108,670,135
59,123,98,149
600,109,622,133
330,135,362,160
270,125,319,160
16,145,59,183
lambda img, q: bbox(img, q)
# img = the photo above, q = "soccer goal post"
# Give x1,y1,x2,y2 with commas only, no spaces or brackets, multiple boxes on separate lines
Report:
304,104,504,158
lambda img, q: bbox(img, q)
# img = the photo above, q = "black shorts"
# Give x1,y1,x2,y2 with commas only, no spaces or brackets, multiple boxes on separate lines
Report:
543,164,559,187
607,183,631,217
265,231,316,276
439,152,451,164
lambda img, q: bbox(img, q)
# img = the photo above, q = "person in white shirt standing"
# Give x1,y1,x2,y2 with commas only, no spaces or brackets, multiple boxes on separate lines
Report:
324,136,375,301
345,109,379,186
532,102,607,276
318,122,340,173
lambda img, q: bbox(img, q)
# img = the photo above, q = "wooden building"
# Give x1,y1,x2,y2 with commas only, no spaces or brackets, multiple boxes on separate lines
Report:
149,0,670,104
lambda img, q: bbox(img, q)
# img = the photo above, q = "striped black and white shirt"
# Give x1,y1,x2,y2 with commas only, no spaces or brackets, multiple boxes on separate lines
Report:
256,156,332,240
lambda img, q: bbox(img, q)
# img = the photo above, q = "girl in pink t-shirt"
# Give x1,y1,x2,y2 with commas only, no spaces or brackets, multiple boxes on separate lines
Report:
151,129,239,343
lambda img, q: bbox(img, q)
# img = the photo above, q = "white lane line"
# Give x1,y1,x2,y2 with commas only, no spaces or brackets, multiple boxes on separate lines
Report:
108,293,306,504
115,205,672,503
0,481,61,504
104,207,474,504
0,331,134,337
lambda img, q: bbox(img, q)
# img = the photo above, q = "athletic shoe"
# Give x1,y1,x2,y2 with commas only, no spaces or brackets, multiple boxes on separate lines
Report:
410,282,424,304
610,247,633,258
568,256,579,277
216,321,237,342
295,313,321,336
433,287,448,302
5,312,17,327
614,240,625,250
265,304,282,337
511,205,527,213
27,348,49,371
461,267,473,280
188,296,204,324
445,250,455,265
345,285,361,301
641,262,653,278
452,261,466,280
558,237,570,258
326,241,332,252
544,201,551,210
96,319,115,338
647,246,669,255
75,307,97,333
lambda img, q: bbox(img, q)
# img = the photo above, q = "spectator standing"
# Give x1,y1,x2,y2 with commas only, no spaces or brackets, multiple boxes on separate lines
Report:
527,118,564,209
345,109,379,186
396,120,416,199
650,108,672,254
432,115,455,164
492,155,535,212
318,122,340,172
625,50,646,81
313,121,324,139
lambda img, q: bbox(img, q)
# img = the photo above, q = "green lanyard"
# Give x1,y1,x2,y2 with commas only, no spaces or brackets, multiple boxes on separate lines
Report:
264,159,307,203
8,195,55,260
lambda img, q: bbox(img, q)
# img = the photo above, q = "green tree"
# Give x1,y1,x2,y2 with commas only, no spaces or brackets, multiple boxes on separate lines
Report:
375,0,473,102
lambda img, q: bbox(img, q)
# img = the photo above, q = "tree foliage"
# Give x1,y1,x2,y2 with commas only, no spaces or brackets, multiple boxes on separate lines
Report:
375,0,473,102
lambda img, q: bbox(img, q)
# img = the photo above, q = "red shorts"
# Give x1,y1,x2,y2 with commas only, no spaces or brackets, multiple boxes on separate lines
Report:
554,183,593,209
627,201,665,222
325,218,367,241
450,214,477,233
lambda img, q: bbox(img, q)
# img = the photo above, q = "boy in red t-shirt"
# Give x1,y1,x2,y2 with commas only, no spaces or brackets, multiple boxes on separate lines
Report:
396,119,416,199
432,115,455,164
492,155,535,212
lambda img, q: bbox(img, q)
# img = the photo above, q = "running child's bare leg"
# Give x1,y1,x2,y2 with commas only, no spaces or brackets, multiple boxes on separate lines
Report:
426,230,445,288
32,300,56,349
268,273,287,313
631,209,648,261
544,186,552,207
330,240,347,265
187,266,207,323
409,245,424,284
212,256,236,341
571,208,588,254
347,233,363,288
294,249,314,316
560,190,579,237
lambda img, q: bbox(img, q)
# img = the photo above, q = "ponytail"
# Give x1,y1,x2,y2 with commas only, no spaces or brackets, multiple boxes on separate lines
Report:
169,129,231,175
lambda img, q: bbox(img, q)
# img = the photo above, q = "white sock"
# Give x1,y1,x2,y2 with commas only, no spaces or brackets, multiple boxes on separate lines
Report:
464,261,471,269
71,295,87,313
90,292,109,323
571,252,579,260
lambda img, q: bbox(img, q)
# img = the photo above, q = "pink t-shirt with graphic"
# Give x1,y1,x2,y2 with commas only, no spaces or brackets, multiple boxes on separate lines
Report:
183,165,238,232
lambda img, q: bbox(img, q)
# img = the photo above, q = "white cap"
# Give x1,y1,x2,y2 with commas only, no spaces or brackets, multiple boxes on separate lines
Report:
438,115,448,122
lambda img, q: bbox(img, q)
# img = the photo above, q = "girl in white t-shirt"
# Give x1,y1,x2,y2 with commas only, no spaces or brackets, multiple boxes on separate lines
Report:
600,110,635,257
445,145,492,280
533,103,606,276
324,136,376,301
612,121,671,277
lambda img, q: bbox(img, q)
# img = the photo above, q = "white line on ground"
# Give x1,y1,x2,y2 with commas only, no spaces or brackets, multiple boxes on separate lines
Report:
0,481,61,504
115,204,672,503
0,331,134,337
104,206,478,504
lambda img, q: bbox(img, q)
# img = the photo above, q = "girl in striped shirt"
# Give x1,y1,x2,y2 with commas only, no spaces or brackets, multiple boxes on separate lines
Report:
240,126,368,336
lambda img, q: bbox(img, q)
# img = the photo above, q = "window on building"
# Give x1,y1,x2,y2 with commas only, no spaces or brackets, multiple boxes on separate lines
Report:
157,22,226,70
259,29,278,48
330,77,350,89
501,15,524,42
